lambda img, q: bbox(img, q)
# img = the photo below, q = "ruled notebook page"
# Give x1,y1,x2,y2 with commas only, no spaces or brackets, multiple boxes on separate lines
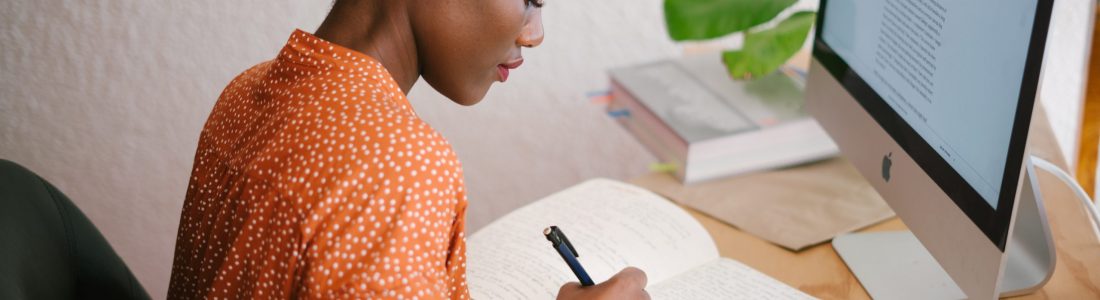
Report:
466,179,718,299
649,258,815,299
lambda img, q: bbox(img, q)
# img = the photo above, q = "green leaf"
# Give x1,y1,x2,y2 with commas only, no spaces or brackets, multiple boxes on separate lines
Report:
664,0,798,41
723,11,816,79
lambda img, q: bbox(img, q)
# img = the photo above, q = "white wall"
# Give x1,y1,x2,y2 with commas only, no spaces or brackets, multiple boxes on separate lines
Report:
1042,0,1097,169
0,1,330,297
0,0,1093,297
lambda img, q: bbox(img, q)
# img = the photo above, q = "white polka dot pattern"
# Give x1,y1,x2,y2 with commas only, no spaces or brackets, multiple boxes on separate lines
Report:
167,30,470,300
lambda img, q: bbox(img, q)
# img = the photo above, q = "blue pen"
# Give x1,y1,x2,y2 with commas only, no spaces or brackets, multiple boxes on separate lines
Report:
544,226,595,286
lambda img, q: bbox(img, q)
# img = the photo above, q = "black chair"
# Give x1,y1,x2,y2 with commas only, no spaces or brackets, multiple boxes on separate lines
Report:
0,159,150,299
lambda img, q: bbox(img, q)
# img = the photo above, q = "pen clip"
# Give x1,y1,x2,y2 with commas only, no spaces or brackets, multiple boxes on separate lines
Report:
545,226,580,257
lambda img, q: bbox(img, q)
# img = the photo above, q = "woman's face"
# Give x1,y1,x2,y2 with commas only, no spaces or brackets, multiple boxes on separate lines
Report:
409,0,545,106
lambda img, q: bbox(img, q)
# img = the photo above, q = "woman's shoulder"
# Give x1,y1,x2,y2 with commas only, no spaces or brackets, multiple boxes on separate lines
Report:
244,60,464,193
274,92,463,183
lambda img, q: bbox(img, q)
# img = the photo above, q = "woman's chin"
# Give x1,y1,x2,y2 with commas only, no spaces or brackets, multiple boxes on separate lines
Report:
424,76,493,106
444,88,489,106
442,82,490,104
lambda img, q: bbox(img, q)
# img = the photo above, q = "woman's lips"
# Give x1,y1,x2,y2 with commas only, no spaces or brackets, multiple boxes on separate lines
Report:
497,58,524,82
497,65,510,82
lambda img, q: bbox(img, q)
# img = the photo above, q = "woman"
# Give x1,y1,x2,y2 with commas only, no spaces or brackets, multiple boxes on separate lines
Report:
166,0,649,299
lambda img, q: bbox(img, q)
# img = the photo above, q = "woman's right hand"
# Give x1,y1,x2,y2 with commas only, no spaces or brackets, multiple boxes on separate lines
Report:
556,267,650,300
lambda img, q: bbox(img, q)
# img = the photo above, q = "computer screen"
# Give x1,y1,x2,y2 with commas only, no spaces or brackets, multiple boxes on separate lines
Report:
820,0,1039,209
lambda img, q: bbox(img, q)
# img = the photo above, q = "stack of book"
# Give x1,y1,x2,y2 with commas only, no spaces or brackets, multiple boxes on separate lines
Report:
607,54,838,184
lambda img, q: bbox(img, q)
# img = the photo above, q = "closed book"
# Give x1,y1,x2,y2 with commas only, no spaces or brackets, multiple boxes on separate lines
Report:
608,54,838,184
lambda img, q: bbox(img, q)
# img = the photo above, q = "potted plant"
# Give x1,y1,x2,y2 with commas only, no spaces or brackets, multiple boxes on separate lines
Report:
664,0,816,79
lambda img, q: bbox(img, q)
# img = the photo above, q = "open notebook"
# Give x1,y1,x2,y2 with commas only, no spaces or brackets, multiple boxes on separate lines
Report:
467,179,814,299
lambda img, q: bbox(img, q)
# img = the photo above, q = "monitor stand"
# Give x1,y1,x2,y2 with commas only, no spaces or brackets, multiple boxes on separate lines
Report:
833,160,1056,299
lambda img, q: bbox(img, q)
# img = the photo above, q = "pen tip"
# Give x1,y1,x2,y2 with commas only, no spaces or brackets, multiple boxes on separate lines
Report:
543,227,553,236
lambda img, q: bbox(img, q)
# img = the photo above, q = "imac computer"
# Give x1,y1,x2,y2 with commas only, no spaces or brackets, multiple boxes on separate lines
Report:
806,0,1057,299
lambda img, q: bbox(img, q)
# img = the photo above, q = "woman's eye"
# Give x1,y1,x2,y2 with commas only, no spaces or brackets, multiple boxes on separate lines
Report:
525,0,543,8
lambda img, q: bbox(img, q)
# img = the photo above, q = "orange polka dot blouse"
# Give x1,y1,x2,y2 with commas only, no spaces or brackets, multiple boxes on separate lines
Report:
168,30,470,299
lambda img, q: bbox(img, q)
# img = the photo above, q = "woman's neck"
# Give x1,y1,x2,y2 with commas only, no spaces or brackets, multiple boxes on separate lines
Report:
314,1,419,94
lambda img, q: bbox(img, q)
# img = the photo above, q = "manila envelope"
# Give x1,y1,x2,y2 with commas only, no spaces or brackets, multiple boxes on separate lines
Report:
631,157,894,251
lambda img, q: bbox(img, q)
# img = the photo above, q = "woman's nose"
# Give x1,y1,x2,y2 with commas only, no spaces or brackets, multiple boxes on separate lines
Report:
517,10,544,48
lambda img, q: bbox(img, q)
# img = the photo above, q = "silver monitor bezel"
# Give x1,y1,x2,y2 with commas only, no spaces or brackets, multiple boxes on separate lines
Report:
810,0,1055,250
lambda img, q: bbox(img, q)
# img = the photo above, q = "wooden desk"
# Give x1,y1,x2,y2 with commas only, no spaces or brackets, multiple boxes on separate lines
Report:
632,106,1100,299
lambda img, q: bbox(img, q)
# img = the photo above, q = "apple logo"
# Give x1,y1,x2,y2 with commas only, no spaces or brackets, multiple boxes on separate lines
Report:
882,152,893,182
